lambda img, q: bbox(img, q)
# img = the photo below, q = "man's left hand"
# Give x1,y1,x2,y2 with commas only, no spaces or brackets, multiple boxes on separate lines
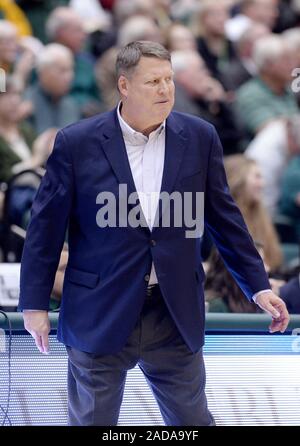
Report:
256,291,290,333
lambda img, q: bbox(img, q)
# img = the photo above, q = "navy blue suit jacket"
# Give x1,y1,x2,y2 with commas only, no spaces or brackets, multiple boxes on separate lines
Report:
19,108,270,354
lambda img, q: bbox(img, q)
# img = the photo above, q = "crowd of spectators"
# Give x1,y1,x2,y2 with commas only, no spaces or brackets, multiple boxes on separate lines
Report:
0,0,300,313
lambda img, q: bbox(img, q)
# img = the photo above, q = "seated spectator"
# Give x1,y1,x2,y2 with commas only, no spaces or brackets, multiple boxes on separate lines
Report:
2,128,57,228
223,23,269,91
24,43,80,134
236,34,299,139
225,0,279,42
205,246,300,313
0,19,19,75
205,246,263,313
172,50,244,155
12,127,57,175
164,22,197,52
0,19,27,78
95,14,163,110
279,154,300,239
91,0,171,60
194,0,239,88
90,0,155,59
0,76,57,226
46,6,102,117
0,76,35,184
224,155,283,270
246,115,300,217
0,19,43,90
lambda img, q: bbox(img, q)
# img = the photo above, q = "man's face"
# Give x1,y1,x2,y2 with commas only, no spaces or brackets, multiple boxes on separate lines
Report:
119,56,175,127
57,19,86,54
175,54,211,97
40,56,74,98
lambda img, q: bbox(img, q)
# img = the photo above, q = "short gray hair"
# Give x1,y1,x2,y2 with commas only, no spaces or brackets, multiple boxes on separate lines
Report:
46,7,80,41
36,43,73,72
253,34,286,71
116,41,171,79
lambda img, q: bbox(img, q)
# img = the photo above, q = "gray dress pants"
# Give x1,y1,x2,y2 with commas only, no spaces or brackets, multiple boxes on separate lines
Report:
66,285,215,426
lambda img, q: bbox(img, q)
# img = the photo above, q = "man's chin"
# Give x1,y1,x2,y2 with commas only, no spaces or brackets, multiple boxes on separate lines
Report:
153,107,172,120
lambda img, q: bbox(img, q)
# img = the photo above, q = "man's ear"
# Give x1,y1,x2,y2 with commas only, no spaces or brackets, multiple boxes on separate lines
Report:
118,75,129,98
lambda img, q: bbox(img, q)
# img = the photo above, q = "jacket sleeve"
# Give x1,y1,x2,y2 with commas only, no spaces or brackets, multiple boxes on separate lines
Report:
204,127,271,300
18,130,74,310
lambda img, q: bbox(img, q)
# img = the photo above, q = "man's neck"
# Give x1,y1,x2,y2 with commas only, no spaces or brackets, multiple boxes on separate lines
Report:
120,105,162,137
39,83,62,103
260,73,286,95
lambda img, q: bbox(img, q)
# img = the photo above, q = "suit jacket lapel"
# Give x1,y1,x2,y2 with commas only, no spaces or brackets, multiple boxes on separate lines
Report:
153,112,188,230
99,108,137,198
99,108,149,230
160,112,187,196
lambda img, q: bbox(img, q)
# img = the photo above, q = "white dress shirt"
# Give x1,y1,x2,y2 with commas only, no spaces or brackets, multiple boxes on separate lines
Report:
117,104,165,285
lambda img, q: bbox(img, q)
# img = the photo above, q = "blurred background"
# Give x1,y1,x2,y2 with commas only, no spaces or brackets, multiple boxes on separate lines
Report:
0,0,300,315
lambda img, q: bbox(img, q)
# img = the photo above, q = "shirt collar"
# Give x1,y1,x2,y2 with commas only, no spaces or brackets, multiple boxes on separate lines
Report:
117,102,165,146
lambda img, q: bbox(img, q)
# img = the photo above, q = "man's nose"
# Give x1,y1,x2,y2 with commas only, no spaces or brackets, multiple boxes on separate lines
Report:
158,81,169,94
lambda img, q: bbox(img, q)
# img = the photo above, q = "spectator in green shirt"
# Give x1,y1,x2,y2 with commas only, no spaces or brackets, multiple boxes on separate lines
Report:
236,34,299,141
24,43,80,134
45,6,103,117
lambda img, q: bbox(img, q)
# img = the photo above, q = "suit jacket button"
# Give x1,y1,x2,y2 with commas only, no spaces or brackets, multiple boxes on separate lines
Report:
150,239,156,247
144,274,150,282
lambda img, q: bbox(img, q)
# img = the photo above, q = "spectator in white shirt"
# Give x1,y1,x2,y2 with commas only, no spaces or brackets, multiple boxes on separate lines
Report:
245,115,300,217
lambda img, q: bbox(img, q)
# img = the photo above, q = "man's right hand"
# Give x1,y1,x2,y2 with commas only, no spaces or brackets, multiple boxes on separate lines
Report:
23,310,50,354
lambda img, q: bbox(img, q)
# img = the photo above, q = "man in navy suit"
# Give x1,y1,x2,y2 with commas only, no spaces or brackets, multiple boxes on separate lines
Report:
19,41,289,426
